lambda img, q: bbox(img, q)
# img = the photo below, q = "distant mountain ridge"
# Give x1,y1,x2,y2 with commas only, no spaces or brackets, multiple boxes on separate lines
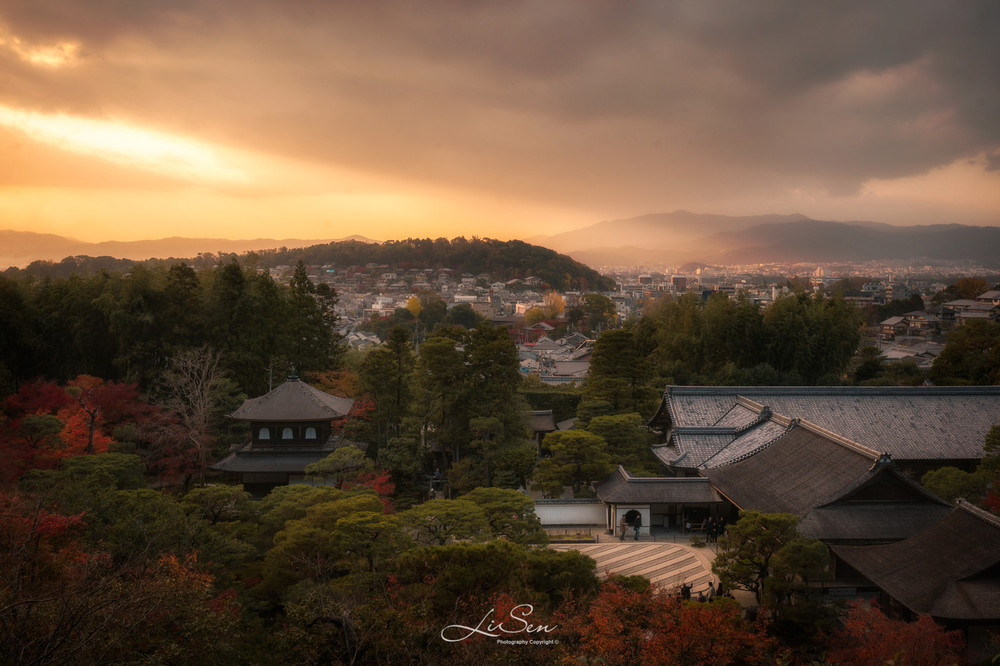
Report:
529,211,1000,266
0,231,376,269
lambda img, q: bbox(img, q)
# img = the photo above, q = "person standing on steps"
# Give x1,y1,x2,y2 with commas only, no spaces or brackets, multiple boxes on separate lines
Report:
633,513,642,540
619,514,628,541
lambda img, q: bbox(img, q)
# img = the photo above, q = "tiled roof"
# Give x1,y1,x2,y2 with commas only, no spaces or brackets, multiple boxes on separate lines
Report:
229,377,354,422
799,503,951,542
830,502,1000,620
701,419,790,468
211,449,334,473
660,386,1000,461
706,424,879,515
530,410,558,433
596,466,723,505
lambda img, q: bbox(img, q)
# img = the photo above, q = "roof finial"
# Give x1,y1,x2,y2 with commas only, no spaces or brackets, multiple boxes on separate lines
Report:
288,364,299,381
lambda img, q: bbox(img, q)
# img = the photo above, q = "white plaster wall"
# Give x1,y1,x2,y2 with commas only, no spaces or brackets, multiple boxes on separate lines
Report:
534,501,605,526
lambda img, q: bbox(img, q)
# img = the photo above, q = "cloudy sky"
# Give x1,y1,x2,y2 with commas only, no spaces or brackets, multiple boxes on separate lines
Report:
1,1,999,243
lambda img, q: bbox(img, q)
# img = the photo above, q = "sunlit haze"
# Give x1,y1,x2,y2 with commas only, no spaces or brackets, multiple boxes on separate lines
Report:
1,2,998,244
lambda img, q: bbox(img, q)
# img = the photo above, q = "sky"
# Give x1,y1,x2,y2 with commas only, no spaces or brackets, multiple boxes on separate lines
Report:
1,1,999,243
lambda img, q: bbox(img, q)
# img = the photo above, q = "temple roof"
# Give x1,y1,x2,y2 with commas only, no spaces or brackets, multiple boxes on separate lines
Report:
228,377,354,422
596,466,723,505
654,385,1000,462
831,502,1000,620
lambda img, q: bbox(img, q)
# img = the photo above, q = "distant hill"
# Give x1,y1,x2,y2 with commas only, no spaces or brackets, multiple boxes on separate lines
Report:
0,230,373,269
2,234,614,291
530,212,1000,267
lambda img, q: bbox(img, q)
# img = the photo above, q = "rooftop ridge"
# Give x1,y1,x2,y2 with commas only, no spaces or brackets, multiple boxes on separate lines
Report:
711,418,795,468
674,426,739,435
664,385,1000,396
957,499,1000,529
793,417,883,460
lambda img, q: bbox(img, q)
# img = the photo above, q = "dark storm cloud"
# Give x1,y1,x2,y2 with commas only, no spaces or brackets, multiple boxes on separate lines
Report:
1,0,997,211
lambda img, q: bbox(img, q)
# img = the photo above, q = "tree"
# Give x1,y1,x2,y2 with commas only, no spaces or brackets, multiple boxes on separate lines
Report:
586,413,658,475
584,328,655,415
160,347,244,486
531,430,614,498
582,293,617,332
712,511,825,608
555,581,775,666
824,600,965,665
306,446,377,489
930,320,1000,385
401,498,489,545
359,327,415,446
460,487,547,544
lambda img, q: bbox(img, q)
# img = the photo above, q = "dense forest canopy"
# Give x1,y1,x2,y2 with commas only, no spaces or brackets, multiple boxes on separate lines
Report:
3,237,616,291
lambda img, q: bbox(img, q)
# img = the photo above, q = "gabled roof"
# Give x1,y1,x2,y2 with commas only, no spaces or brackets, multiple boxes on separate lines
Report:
657,386,1000,461
706,422,881,516
229,377,354,422
705,420,951,542
596,466,723,505
831,502,1000,620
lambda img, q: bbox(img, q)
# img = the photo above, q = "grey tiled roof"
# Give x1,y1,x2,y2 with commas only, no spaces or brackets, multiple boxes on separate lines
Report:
702,419,790,468
229,378,354,422
713,403,759,427
661,386,1000,461
596,466,723,504
211,449,333,473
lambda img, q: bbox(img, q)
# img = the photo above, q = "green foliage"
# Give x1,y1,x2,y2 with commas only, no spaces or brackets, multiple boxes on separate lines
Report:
585,328,657,416
586,413,659,476
0,259,346,397
920,466,990,504
20,453,147,513
531,430,615,498
359,327,415,447
401,498,489,545
712,511,825,610
305,446,376,488
930,320,1000,385
460,487,548,544
520,387,582,423
639,291,863,386
414,324,533,487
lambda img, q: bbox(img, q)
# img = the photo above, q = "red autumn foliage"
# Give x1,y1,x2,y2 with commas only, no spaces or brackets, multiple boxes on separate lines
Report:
0,375,168,482
555,581,776,666
823,600,965,665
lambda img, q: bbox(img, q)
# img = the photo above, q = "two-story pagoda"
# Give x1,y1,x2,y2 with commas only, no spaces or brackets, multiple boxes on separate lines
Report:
211,376,354,496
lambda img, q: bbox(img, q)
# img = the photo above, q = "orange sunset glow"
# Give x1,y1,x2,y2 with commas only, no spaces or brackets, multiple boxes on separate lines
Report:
1,2,998,244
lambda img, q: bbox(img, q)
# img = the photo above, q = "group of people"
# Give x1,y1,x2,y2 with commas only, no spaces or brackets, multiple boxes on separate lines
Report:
618,513,731,541
618,513,642,541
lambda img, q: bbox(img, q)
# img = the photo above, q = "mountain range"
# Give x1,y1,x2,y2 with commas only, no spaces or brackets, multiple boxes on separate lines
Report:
527,211,1000,267
3,211,1000,270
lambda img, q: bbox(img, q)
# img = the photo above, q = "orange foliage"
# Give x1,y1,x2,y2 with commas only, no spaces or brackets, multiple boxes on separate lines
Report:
824,600,965,665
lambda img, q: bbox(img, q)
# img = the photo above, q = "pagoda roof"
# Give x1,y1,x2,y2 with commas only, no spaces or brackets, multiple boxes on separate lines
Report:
229,377,354,422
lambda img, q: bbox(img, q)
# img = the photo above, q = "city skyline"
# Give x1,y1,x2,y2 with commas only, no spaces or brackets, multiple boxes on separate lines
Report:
1,2,999,244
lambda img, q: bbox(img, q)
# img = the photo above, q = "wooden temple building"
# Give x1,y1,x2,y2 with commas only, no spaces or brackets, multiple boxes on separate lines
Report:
211,376,354,496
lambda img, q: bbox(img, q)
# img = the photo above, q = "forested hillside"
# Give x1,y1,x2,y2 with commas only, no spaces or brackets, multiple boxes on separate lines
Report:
4,237,615,291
